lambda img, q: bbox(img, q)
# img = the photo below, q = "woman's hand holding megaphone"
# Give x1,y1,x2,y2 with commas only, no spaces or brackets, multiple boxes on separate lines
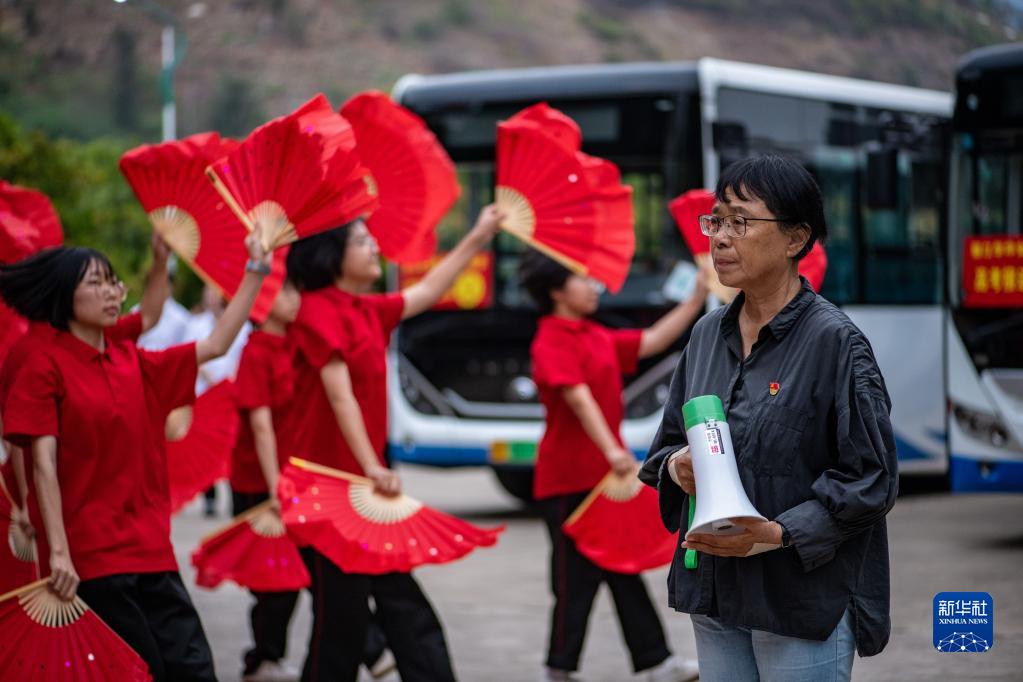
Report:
683,519,784,558
669,447,696,495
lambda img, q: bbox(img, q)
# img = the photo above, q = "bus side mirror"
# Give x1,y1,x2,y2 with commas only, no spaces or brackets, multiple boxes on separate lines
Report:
866,148,899,209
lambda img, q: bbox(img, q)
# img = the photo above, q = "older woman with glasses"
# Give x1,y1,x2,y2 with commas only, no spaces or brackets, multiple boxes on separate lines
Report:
640,155,898,682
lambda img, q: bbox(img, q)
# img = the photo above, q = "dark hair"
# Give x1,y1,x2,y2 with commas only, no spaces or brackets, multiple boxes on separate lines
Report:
0,246,116,330
518,250,572,314
286,222,354,292
715,155,826,260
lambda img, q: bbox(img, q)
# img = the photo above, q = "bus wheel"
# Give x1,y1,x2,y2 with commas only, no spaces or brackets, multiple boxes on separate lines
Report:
491,465,535,504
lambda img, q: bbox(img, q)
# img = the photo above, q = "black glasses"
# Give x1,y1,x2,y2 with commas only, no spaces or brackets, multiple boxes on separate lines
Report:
698,214,790,239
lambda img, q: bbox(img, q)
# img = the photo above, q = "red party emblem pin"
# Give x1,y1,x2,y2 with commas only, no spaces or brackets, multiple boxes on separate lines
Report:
769,382,780,396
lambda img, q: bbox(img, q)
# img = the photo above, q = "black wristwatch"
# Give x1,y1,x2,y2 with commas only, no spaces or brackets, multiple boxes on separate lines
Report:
779,523,793,548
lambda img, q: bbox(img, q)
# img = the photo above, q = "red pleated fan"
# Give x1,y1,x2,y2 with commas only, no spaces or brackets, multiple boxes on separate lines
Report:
340,91,460,263
0,474,37,594
0,180,63,263
562,472,678,574
191,500,309,591
206,93,379,251
166,380,239,514
0,579,152,681
120,133,287,324
495,103,635,292
0,182,61,363
278,458,503,575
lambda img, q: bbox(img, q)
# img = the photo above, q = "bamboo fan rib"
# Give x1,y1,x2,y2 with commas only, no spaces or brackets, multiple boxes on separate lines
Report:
148,206,200,261
347,485,423,524
8,523,36,563
601,474,643,503
248,508,287,538
19,588,87,628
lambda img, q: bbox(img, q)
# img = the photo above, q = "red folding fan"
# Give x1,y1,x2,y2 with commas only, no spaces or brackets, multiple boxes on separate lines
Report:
495,103,635,292
0,579,152,681
191,500,309,591
166,380,239,514
206,93,379,251
340,91,460,263
668,189,714,258
120,133,287,324
0,180,63,263
0,474,37,594
562,472,678,574
278,458,503,575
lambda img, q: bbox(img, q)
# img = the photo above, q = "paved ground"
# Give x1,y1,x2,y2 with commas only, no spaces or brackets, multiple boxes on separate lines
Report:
173,467,1023,681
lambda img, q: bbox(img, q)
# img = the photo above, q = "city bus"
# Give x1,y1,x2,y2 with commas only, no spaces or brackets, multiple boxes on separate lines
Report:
946,42,1023,492
387,58,952,500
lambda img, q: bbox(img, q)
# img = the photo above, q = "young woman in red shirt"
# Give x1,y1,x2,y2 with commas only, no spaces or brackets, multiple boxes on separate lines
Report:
0,230,272,682
284,206,504,682
519,250,706,682
229,280,303,682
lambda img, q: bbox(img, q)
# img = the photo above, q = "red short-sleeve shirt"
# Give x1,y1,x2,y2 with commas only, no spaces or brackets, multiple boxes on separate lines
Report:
0,315,144,499
286,287,404,474
2,331,197,582
230,330,296,493
531,316,642,499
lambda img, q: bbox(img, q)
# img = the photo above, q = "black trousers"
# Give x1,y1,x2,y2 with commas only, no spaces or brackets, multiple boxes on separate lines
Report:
233,490,301,675
77,571,216,682
539,492,672,674
300,547,455,682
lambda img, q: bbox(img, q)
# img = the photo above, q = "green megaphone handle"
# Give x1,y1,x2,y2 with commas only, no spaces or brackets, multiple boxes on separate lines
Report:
684,493,698,569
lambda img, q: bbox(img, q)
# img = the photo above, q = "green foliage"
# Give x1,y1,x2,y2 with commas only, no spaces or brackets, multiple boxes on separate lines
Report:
209,75,266,138
0,26,160,141
577,9,629,43
0,113,171,307
442,0,474,27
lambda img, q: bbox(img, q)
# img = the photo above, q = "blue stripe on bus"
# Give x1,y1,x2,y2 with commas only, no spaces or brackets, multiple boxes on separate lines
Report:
950,455,1023,493
894,435,933,461
393,437,938,467
391,443,490,466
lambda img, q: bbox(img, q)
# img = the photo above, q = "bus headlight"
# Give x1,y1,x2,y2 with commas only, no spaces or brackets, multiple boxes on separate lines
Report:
951,403,1017,450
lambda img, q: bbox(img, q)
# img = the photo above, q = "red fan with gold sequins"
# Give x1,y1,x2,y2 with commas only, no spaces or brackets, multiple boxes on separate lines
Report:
340,91,460,263
562,472,677,574
0,474,37,594
205,93,379,252
495,103,634,292
191,500,309,591
167,381,239,514
0,579,152,681
278,458,503,575
0,180,63,263
119,133,288,324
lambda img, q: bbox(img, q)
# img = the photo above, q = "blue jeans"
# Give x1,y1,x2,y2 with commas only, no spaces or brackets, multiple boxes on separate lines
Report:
691,609,855,682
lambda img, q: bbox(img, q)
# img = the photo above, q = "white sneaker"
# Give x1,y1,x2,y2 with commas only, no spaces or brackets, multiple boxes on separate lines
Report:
243,660,300,682
541,667,582,681
644,655,699,682
369,648,397,678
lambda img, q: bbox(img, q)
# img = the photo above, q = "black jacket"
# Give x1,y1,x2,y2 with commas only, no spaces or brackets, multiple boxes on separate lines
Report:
639,278,898,656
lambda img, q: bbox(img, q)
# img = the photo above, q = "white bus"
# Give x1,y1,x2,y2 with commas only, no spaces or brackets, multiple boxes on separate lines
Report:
946,43,1023,492
388,58,952,500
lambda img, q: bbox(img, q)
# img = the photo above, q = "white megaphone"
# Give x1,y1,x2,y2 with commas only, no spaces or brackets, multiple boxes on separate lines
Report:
682,395,765,537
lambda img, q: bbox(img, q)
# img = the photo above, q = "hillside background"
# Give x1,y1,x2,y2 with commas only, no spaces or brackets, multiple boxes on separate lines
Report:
2,0,1022,141
0,0,1020,301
